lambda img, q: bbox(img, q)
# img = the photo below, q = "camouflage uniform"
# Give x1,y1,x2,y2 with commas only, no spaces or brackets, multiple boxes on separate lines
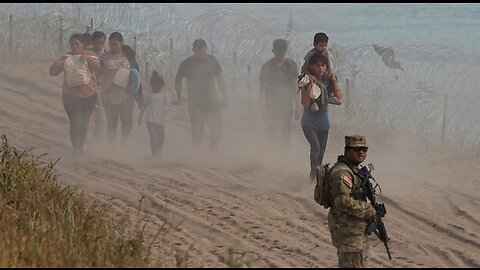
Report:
327,135,376,268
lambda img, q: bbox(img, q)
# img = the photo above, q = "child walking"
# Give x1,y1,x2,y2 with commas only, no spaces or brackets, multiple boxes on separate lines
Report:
138,71,170,156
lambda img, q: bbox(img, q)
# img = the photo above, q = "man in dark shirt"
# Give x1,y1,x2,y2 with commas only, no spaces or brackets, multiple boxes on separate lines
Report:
259,39,300,148
174,39,228,149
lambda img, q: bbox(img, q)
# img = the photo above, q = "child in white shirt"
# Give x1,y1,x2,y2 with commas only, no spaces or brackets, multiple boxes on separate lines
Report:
138,71,171,156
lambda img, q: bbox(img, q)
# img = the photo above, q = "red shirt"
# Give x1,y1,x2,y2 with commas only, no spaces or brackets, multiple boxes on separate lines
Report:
63,50,98,98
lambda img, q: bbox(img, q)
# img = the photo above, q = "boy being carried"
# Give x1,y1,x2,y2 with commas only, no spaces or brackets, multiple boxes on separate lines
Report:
299,32,341,107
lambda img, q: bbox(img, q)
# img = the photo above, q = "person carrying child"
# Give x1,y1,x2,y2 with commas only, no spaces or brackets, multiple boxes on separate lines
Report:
298,52,342,182
301,32,334,78
299,32,342,107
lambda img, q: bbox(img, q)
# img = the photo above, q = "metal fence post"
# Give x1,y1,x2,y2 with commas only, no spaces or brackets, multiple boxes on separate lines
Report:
145,61,149,83
247,64,252,117
169,38,174,94
441,94,448,143
232,52,237,99
133,35,137,53
345,78,350,121
58,16,63,54
8,15,13,54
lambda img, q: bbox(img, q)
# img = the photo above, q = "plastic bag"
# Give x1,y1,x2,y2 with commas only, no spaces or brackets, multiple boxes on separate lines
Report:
297,74,321,100
64,55,91,87
112,67,130,88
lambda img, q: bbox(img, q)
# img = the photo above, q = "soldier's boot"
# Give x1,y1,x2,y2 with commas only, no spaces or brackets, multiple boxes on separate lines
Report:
337,251,367,268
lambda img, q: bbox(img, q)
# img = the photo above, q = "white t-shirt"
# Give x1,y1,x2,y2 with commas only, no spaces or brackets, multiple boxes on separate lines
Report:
144,90,170,125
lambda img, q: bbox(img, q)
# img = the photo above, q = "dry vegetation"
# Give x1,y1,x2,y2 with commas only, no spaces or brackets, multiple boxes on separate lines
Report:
0,134,153,267
0,134,252,267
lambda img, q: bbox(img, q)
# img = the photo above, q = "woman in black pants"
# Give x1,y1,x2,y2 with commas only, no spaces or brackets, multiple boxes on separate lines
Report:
98,32,142,145
49,33,100,158
300,52,342,181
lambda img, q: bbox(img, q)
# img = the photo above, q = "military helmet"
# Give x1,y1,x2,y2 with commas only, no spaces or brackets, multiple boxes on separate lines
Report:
345,135,367,148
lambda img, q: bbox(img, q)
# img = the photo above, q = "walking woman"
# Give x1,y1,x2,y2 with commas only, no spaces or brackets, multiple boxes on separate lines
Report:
299,52,342,182
99,32,142,145
49,33,100,158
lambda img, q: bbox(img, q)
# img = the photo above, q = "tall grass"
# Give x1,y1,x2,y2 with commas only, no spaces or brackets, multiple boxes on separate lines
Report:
0,134,153,267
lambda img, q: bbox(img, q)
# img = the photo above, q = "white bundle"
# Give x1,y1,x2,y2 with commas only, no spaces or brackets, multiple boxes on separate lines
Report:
297,74,321,100
64,55,91,87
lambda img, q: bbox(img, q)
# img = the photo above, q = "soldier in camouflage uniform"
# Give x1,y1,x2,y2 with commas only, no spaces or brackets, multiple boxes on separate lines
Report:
327,135,376,268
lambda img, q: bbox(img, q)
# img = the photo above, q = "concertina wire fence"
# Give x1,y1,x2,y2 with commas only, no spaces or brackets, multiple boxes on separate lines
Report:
1,3,479,151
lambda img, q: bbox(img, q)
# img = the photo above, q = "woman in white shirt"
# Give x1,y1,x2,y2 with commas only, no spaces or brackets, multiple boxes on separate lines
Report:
99,32,139,144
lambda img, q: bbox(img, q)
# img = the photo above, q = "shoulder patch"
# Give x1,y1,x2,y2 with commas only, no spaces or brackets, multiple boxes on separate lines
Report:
341,175,353,188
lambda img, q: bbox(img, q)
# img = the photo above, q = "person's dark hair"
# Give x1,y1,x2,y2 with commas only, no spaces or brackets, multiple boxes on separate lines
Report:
192,39,207,49
82,33,92,45
92,31,106,40
123,44,136,59
109,32,124,43
272,39,288,53
314,32,329,44
308,52,329,66
69,33,85,44
150,71,164,92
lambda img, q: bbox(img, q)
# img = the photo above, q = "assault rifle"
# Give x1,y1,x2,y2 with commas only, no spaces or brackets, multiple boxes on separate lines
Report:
359,164,392,260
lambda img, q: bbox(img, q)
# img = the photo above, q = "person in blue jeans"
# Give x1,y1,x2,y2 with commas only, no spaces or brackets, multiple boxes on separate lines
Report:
300,52,343,182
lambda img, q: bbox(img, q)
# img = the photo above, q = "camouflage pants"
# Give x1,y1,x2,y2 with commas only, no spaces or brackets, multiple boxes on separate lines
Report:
337,249,368,268
328,212,370,268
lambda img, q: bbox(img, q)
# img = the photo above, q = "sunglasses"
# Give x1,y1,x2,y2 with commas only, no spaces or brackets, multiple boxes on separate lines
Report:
350,147,368,153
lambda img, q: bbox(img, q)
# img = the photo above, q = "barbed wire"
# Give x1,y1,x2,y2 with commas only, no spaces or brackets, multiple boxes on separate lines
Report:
0,4,478,150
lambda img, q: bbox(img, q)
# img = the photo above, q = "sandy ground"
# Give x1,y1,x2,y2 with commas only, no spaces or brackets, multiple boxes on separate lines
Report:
1,60,479,267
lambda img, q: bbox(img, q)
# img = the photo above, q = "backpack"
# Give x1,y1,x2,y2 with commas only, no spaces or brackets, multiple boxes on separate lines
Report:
314,163,334,209
64,55,92,87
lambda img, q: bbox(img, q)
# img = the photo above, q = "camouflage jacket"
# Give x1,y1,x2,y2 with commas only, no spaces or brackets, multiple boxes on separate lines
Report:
327,156,376,244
